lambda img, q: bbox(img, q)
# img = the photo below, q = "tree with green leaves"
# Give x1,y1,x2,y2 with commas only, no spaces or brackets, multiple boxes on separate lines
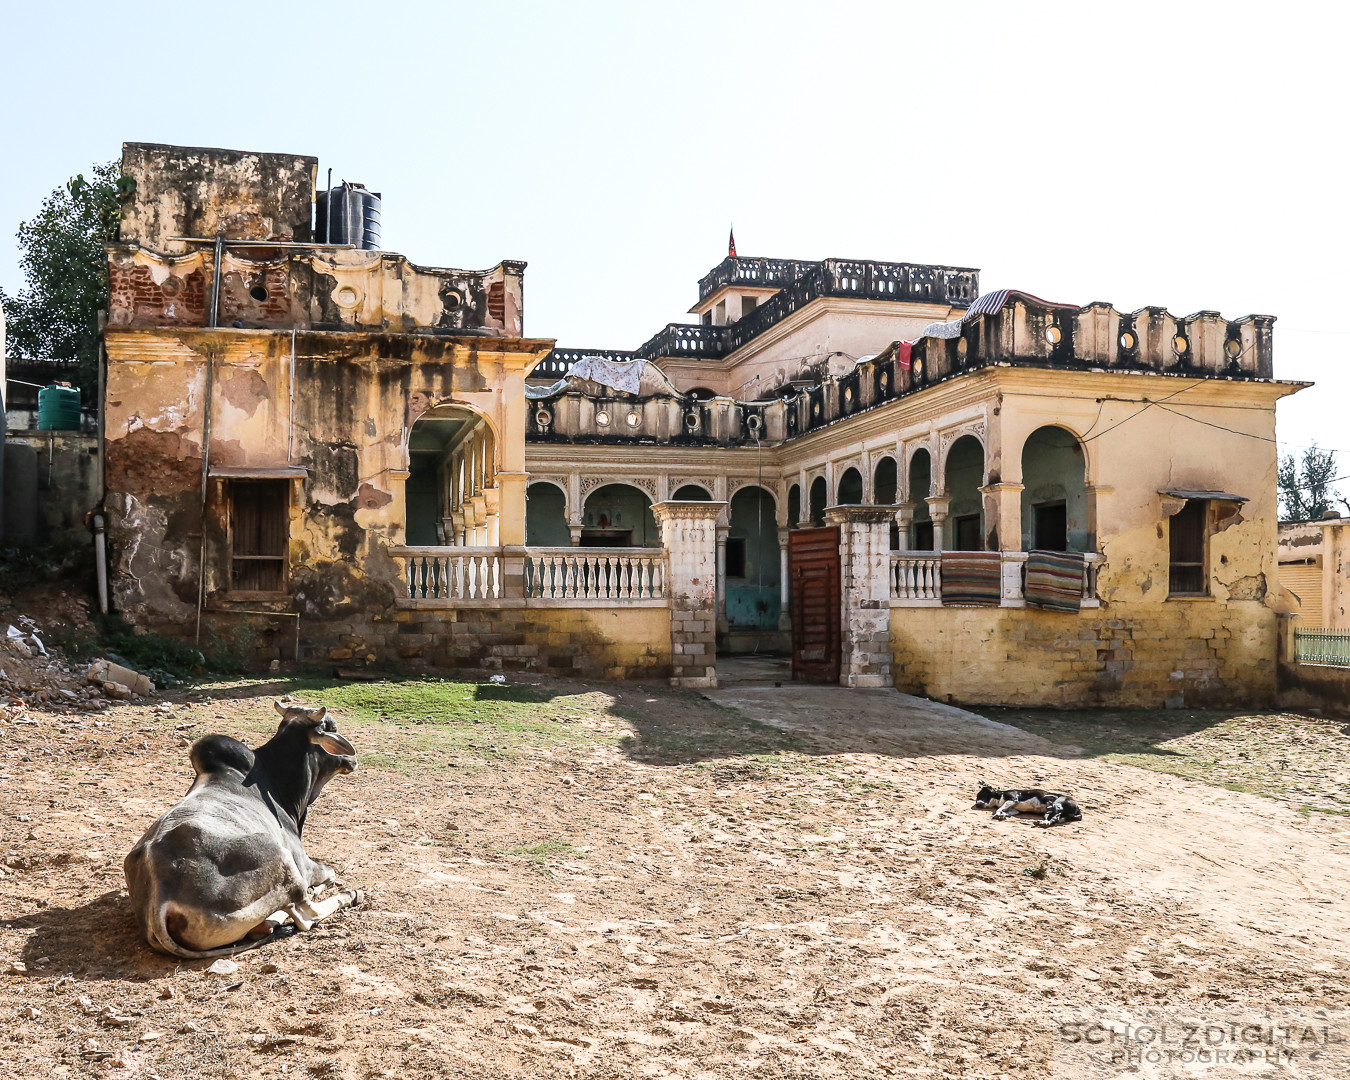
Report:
0,161,134,403
1278,442,1347,520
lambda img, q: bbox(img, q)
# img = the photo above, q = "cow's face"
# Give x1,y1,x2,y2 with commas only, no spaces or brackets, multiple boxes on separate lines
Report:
973,783,1000,809
273,701,358,776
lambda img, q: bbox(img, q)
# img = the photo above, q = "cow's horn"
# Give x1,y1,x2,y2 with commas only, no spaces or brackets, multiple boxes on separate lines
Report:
273,699,288,716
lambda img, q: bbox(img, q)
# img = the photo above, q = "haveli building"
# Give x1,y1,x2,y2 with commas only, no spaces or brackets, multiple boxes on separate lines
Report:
101,143,1306,706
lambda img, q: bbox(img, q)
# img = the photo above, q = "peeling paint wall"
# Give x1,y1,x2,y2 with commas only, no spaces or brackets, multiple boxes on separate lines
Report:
102,328,550,647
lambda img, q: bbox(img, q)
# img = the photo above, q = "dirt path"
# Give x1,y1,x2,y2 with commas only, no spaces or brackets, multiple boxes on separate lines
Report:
2,671,1348,1079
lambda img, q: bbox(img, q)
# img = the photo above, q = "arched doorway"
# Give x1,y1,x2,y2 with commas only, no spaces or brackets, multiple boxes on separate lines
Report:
725,486,781,642
874,457,899,550
1020,426,1088,551
945,435,985,551
787,483,801,528
525,482,569,546
406,405,496,545
837,467,863,504
908,448,932,550
673,484,713,500
809,476,828,527
582,483,660,547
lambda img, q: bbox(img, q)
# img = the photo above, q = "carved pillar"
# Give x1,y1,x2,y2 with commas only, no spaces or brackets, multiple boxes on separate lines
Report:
651,501,726,689
895,502,915,550
715,524,731,636
981,482,1024,553
778,527,791,631
926,496,951,553
825,505,895,688
1086,484,1113,551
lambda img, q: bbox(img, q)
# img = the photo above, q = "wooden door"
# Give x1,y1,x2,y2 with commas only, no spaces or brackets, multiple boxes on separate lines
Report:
789,527,841,683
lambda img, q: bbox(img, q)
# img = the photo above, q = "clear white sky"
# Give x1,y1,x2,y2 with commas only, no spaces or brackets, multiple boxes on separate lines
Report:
2,1,1346,475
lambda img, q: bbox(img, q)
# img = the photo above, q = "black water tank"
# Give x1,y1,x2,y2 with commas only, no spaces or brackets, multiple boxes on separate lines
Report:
316,182,381,249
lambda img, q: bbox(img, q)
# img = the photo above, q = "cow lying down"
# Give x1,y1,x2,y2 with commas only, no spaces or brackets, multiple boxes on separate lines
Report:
973,783,1082,827
124,701,362,958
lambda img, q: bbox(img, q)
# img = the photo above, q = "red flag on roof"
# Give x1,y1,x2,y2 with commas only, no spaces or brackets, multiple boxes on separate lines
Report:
728,227,736,258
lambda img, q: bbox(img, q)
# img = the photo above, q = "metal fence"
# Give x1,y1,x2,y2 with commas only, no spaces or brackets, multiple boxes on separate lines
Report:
1294,629,1350,668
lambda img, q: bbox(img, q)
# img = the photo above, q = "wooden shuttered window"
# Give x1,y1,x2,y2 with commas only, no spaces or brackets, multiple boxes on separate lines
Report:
230,480,289,592
1169,498,1208,595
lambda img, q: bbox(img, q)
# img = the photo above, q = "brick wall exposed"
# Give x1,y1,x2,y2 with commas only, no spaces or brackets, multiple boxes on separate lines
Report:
890,603,1277,708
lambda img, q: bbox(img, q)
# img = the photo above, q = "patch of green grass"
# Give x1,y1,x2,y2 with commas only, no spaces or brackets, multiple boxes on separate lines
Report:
500,839,585,862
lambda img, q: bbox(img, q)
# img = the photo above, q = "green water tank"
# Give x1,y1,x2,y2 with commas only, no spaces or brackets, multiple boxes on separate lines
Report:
37,385,81,430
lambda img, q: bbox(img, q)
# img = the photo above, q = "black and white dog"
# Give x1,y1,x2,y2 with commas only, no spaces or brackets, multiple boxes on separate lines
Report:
973,783,1082,827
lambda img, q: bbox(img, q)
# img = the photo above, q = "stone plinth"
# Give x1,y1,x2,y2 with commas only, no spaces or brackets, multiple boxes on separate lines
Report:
825,505,895,688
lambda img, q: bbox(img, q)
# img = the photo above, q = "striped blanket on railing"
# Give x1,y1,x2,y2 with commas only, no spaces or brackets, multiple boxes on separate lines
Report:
940,551,1002,607
1025,550,1085,613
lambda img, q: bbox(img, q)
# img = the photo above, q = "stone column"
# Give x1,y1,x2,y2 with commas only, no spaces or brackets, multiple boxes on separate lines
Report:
651,501,725,689
715,523,730,636
777,527,791,632
895,502,915,550
825,506,895,688
980,482,1023,553
925,496,950,553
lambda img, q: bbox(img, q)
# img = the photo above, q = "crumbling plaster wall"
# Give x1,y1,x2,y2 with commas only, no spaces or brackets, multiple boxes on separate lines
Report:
119,143,317,251
103,328,549,638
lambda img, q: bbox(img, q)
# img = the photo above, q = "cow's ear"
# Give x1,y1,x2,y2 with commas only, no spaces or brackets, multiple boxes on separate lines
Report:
301,706,328,727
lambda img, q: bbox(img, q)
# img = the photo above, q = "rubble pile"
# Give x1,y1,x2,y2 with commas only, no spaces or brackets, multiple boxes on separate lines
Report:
0,613,157,718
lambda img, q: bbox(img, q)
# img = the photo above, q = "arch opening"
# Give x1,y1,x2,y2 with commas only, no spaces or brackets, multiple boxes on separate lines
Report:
406,405,497,546
787,483,801,528
726,486,781,632
672,483,713,500
945,435,985,551
808,476,828,527
525,482,570,546
1020,425,1089,552
908,449,933,550
581,483,660,547
837,467,863,505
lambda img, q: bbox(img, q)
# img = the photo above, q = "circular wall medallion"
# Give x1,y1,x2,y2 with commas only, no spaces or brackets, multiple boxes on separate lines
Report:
879,371,889,391
1119,331,1136,350
913,357,925,377
684,411,700,430
595,409,611,427
334,285,360,308
626,410,641,428
442,289,463,310
1174,334,1189,355
843,387,854,410
1045,325,1062,345
534,409,552,428
746,414,763,432
1225,338,1242,358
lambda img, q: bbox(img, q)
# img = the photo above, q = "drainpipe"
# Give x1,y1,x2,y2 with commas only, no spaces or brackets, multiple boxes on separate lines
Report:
195,352,215,645
287,328,296,463
92,513,109,615
209,232,224,328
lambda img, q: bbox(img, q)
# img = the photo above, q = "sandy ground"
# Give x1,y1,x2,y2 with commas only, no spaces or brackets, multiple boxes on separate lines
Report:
1,660,1348,1079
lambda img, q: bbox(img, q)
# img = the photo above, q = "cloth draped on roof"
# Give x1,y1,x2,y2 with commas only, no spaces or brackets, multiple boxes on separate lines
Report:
1024,550,1086,613
940,551,1002,607
894,289,1074,368
526,356,654,400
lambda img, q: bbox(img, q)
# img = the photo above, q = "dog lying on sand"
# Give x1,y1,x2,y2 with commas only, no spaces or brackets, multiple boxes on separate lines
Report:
973,783,1082,827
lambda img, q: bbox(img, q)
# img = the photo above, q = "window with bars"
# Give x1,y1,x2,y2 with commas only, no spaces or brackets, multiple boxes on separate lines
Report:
1169,498,1209,595
230,480,289,592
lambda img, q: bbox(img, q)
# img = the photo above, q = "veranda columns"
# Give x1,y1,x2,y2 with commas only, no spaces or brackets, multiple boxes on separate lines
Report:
981,482,1024,552
825,505,895,688
715,523,730,636
926,496,950,553
651,500,726,689
777,527,791,632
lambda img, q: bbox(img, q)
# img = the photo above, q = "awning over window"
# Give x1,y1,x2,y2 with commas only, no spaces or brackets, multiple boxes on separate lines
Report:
1158,489,1248,503
209,465,309,479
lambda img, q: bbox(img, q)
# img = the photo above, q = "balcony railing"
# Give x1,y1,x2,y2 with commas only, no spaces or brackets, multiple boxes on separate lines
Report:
530,347,636,381
389,546,667,604
890,551,1103,607
525,548,666,600
1294,628,1350,668
696,256,817,301
395,546,503,601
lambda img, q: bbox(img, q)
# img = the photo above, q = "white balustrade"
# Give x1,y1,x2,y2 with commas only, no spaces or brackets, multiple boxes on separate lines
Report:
395,547,502,601
525,548,666,601
890,551,942,600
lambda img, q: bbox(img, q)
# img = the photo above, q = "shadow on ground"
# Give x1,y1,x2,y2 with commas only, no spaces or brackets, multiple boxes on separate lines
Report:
0,891,174,980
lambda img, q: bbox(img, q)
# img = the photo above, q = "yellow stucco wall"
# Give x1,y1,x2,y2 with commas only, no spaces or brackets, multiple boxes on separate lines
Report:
891,601,1276,707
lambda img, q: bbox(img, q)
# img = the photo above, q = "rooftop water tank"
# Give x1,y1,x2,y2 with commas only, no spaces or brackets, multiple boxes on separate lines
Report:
316,182,381,250
37,384,81,430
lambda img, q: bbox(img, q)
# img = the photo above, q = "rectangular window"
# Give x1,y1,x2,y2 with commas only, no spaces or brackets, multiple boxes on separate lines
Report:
230,480,289,592
912,521,935,551
726,537,747,578
954,514,982,551
1169,498,1208,595
741,295,759,316
1034,501,1068,551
